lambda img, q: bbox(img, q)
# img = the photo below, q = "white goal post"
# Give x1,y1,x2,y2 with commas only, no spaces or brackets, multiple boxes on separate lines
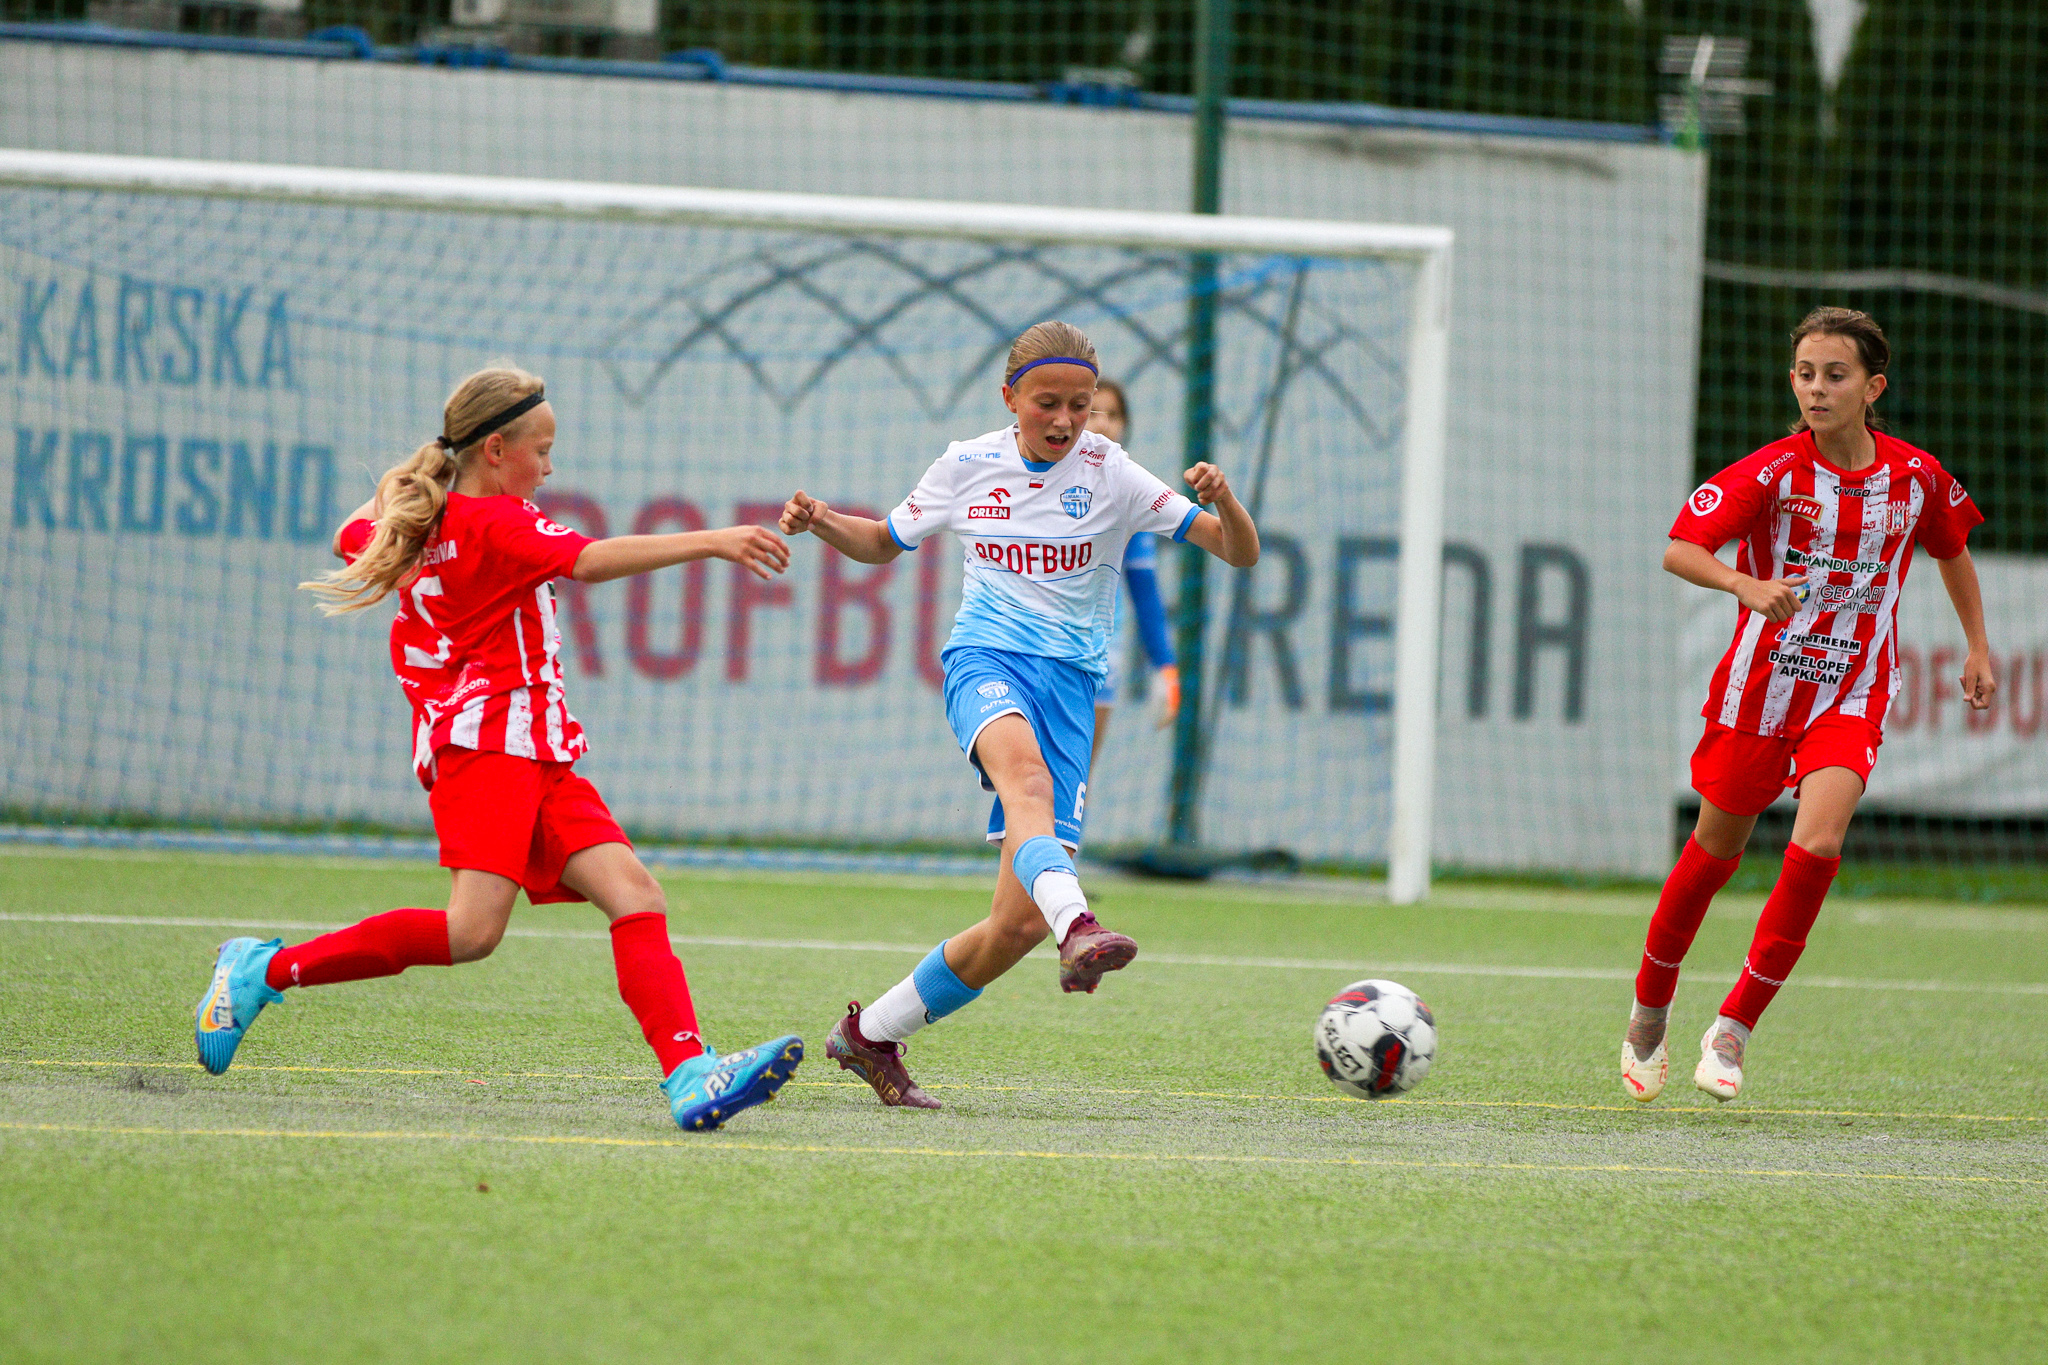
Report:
0,147,1451,901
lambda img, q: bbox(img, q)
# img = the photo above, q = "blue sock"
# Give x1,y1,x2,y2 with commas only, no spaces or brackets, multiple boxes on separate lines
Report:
1012,834,1075,889
911,940,982,1023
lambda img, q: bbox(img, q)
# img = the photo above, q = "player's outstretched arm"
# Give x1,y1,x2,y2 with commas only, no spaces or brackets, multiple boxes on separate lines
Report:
1179,463,1260,568
779,491,903,565
572,524,790,584
331,495,380,559
1934,547,1998,710
1663,539,1806,623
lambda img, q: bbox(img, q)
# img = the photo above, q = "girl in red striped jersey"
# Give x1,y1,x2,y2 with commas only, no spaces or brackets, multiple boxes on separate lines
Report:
1622,308,1997,1103
192,365,805,1132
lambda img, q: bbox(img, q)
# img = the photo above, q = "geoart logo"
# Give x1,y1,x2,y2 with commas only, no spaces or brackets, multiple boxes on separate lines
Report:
1689,483,1724,516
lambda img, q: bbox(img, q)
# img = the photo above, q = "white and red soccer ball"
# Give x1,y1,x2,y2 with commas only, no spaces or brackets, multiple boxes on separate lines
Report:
1315,979,1437,1099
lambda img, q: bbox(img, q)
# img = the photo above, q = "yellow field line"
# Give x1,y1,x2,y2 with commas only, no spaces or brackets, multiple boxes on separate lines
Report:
1,1119,2039,1187
11,1057,2044,1125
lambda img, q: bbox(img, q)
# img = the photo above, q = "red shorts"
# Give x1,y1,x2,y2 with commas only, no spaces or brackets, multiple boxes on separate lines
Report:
428,748,629,904
1689,712,1882,818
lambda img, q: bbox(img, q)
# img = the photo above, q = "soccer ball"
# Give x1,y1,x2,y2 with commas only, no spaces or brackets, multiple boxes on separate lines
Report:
1314,979,1436,1099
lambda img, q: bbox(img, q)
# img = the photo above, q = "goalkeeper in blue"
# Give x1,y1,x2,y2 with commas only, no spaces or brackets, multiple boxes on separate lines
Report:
778,321,1261,1109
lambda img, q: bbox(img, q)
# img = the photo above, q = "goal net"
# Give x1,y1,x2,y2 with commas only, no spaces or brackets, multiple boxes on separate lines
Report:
0,150,1450,897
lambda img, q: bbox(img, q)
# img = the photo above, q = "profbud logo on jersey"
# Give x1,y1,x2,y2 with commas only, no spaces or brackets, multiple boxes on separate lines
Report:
1688,482,1724,516
972,539,1094,576
1779,494,1825,523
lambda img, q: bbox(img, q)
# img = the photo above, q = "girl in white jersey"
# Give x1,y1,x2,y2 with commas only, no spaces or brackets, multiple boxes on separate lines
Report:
779,322,1260,1108
1622,308,1996,1103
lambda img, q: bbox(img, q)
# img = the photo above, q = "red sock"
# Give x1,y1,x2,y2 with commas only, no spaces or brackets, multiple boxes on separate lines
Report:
610,912,705,1076
1635,836,1742,1007
265,909,451,990
1720,843,1839,1028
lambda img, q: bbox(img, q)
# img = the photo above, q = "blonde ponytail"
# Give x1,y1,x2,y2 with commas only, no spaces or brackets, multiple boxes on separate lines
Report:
301,365,545,614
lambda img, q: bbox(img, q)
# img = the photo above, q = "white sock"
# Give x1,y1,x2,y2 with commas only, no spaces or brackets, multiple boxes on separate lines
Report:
860,974,929,1044
1030,870,1089,942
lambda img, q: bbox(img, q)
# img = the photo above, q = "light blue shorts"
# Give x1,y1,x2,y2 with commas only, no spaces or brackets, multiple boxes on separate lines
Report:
941,646,1099,850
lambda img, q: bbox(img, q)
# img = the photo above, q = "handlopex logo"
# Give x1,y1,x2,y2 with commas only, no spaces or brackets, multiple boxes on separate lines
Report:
1786,546,1886,575
1061,487,1093,519
1689,482,1724,516
977,681,1010,700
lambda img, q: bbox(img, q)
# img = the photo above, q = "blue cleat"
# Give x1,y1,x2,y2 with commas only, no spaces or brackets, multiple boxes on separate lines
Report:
194,937,285,1076
662,1035,804,1132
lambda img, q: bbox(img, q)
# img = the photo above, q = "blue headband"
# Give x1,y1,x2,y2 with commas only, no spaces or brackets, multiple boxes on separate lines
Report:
1005,355,1099,387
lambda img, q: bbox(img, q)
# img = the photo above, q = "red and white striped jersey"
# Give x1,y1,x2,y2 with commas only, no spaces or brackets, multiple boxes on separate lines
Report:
1671,430,1981,737
340,495,594,787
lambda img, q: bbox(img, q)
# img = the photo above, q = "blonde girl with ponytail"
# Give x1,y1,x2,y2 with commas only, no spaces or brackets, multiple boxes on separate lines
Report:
780,320,1261,1110
195,365,806,1133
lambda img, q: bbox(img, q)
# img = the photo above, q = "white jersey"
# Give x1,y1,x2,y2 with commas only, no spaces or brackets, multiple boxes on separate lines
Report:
885,425,1200,677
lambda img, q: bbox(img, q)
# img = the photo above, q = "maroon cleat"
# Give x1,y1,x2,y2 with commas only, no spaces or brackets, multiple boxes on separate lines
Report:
825,1002,941,1109
1057,914,1137,994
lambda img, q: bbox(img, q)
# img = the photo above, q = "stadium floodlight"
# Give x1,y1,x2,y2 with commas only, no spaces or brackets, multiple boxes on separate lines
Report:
0,148,1450,902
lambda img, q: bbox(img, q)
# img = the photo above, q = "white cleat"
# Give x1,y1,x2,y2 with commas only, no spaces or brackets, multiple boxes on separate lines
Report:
1694,1020,1745,1101
1621,1037,1669,1103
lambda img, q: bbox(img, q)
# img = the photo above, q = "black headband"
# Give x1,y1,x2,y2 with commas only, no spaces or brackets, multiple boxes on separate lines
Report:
443,388,546,452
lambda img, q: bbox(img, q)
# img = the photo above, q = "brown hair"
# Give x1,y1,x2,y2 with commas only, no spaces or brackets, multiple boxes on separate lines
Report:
1004,321,1099,386
1093,377,1130,432
1790,306,1889,433
301,365,546,613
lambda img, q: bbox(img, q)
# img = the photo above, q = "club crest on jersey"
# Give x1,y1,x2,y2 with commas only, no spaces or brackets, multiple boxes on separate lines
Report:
1779,494,1825,523
1061,487,1093,519
1883,503,1911,535
1689,483,1724,516
977,681,1010,700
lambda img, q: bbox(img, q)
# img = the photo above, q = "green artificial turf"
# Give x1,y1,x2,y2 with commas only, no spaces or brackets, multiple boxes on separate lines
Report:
2,849,2044,1363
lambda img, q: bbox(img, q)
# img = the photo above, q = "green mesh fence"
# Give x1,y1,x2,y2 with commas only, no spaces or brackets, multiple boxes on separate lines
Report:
2,0,2042,895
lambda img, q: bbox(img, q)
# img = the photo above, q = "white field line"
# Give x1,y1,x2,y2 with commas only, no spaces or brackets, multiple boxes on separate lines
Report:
1,1120,2039,1187
2,911,2045,997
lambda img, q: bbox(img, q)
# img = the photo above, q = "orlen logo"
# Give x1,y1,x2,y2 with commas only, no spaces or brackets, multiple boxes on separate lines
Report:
967,505,1010,520
1688,482,1724,516
974,540,1093,576
1780,494,1825,523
